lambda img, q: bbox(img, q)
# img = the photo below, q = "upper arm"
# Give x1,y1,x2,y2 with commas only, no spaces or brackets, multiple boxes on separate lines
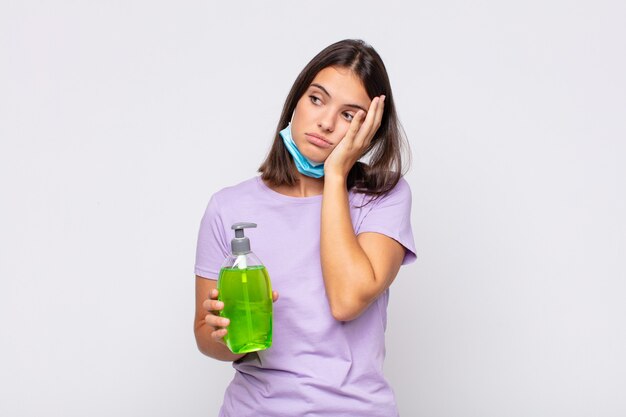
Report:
194,275,217,331
357,232,405,299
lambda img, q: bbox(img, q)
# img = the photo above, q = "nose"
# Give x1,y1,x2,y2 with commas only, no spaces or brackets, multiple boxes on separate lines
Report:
317,110,335,133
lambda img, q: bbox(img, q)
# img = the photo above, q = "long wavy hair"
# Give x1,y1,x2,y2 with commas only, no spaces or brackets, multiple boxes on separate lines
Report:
258,39,411,198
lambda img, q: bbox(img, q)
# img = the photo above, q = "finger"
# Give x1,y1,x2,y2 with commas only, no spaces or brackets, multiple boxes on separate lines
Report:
345,110,366,144
356,96,380,144
205,313,230,329
203,299,224,312
211,328,228,341
210,289,219,299
360,95,385,146
372,95,385,130
272,291,279,302
371,95,384,129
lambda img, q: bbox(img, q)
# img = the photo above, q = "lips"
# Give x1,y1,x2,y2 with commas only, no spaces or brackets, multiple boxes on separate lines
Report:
305,133,332,148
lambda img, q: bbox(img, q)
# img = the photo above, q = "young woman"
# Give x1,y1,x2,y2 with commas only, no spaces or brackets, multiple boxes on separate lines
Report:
194,39,417,416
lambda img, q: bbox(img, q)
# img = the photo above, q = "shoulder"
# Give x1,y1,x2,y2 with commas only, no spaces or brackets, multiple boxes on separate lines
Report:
373,177,412,211
352,176,412,208
387,176,412,197
376,176,412,201
199,177,260,221
207,176,260,205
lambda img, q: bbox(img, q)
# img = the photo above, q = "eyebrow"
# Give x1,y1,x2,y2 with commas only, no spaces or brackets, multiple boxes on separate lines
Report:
310,83,368,113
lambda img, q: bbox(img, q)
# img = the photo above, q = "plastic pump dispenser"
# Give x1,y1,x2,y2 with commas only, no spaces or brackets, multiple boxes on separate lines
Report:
218,222,273,354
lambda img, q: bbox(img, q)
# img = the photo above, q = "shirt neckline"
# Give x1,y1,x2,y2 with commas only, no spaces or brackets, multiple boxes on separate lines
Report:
255,176,324,204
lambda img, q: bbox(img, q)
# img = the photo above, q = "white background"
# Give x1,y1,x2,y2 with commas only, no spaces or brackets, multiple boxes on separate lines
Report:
1,1,625,416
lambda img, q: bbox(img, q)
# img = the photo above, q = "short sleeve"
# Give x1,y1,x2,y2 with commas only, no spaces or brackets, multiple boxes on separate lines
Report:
356,178,417,265
194,194,230,280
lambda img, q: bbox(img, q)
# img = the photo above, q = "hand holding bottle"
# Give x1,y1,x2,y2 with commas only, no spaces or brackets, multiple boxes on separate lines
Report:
203,288,279,345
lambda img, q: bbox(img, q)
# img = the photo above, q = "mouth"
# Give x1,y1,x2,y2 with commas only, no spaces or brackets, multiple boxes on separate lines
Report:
305,133,332,148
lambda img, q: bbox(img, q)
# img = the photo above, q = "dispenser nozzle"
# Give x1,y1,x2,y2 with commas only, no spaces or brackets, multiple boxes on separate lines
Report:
230,222,257,255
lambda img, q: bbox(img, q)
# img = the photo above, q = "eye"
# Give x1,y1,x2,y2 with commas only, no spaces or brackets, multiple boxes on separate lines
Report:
342,112,354,122
309,95,322,105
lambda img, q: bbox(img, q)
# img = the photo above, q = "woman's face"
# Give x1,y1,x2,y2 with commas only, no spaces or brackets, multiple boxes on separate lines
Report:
291,66,372,164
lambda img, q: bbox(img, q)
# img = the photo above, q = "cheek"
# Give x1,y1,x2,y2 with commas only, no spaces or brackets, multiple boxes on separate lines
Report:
293,95,317,117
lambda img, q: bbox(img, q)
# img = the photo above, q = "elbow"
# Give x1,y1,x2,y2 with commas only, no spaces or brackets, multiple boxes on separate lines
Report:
331,309,359,322
330,304,351,322
323,266,378,322
326,281,378,322
193,323,208,355
328,297,368,322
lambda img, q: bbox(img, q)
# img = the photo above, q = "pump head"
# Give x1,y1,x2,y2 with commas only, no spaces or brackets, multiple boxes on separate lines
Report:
230,222,256,255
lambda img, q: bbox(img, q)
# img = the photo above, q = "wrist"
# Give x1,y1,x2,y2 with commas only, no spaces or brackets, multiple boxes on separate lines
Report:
323,172,347,187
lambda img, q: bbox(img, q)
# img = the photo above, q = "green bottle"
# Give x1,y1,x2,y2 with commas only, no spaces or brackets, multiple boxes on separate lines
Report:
218,222,273,354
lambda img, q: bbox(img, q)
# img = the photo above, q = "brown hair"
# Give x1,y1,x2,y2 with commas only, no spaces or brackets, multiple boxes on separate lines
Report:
258,39,411,198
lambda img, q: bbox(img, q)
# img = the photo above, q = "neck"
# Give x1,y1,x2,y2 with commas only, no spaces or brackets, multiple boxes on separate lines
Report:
292,172,325,197
265,172,327,198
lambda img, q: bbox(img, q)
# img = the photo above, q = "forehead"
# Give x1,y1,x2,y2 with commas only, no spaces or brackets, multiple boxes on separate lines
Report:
310,66,371,105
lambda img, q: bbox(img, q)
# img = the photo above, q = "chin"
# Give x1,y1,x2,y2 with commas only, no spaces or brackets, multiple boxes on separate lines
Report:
304,150,326,164
296,142,324,163
305,155,325,165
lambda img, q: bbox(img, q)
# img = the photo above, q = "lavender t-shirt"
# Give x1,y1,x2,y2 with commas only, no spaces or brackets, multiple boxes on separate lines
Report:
195,175,417,417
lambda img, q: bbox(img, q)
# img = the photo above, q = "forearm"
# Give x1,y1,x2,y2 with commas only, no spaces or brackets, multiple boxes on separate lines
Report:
194,322,245,362
320,174,377,321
